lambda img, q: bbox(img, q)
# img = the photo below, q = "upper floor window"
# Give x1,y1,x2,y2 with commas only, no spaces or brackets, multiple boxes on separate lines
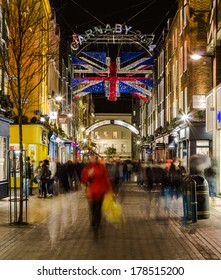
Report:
180,9,183,33
179,47,184,75
112,131,118,139
184,40,187,71
0,7,2,35
183,2,187,27
175,28,178,49
121,131,126,139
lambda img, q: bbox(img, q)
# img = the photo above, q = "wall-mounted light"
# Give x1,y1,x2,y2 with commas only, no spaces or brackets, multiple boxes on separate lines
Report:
190,53,202,60
40,114,49,123
40,116,46,122
190,52,214,60
55,96,63,102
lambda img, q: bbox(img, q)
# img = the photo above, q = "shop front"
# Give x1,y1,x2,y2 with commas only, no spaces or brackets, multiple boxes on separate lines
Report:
10,124,49,188
206,84,221,196
0,115,13,198
172,121,212,172
49,133,74,163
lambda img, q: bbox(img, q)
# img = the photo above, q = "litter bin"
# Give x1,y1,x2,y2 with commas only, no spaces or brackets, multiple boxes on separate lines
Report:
187,175,210,220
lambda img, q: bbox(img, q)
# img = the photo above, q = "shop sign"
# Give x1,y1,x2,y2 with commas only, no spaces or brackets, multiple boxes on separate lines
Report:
49,112,57,119
58,115,68,124
217,111,221,122
217,110,221,129
156,143,165,150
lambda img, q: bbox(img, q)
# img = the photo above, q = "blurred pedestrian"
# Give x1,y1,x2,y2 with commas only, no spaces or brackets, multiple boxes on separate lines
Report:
65,160,74,191
40,159,51,198
23,156,33,197
189,154,211,175
204,157,217,205
34,160,43,197
81,152,112,235
53,161,63,195
122,161,128,183
169,157,186,199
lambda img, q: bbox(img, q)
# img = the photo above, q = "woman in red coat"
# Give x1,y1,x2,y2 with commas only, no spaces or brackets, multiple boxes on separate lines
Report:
81,153,111,234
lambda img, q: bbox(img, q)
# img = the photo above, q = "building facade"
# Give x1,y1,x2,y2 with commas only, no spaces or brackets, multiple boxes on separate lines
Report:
206,0,221,195
146,0,212,170
91,113,133,159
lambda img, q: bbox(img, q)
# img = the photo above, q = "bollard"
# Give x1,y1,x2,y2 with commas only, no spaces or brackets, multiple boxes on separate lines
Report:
182,192,188,224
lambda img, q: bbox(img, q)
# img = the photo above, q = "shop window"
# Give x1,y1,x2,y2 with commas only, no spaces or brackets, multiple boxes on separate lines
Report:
196,140,209,147
196,140,209,156
0,137,7,180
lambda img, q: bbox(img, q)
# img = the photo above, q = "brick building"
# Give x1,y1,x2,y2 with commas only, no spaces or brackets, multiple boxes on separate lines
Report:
147,0,212,169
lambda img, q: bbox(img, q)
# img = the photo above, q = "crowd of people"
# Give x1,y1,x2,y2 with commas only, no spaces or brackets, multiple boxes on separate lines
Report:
22,153,217,236
135,157,187,198
23,156,84,198
23,154,217,201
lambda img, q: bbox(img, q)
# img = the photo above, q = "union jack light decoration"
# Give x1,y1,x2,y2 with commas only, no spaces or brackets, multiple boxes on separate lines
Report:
71,51,153,101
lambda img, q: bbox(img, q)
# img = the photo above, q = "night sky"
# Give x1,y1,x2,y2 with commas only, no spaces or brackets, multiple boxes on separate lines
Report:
49,0,178,113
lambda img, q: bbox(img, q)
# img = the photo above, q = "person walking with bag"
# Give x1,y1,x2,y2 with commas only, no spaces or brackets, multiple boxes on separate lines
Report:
81,152,111,235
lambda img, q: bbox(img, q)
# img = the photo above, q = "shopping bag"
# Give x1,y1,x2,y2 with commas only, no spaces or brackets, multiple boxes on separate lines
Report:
101,192,126,225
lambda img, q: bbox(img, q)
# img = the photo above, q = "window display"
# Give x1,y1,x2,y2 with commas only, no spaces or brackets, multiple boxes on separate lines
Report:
0,137,7,181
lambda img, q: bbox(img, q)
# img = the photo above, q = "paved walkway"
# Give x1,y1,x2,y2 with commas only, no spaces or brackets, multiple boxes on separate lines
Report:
0,183,221,260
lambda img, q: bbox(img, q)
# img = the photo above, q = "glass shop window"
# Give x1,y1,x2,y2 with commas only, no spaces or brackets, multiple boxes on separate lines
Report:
0,137,7,181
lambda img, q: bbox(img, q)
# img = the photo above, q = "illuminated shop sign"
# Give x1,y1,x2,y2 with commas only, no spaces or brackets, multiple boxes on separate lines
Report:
217,111,221,123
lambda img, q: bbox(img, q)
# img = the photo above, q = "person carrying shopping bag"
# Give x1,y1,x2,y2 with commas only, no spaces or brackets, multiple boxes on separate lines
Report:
81,152,112,236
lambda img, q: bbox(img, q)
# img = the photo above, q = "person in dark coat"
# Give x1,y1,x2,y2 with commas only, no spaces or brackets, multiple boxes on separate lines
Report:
40,159,51,198
169,157,186,199
23,156,34,197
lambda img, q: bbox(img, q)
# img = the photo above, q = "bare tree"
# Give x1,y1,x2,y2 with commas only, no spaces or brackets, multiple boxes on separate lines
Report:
0,0,58,223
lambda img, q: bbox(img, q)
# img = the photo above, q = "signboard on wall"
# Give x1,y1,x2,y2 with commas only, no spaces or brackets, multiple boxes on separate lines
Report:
192,95,206,109
58,115,68,124
217,86,221,129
